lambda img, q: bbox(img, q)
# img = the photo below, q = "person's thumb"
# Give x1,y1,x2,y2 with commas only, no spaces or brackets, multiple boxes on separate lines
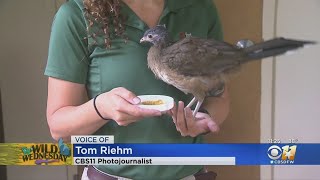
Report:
113,87,140,104
208,120,220,133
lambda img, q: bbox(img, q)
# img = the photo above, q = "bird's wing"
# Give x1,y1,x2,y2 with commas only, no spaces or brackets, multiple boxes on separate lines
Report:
161,37,244,76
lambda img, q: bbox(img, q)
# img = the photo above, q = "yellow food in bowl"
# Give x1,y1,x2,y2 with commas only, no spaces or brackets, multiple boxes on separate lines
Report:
141,100,164,105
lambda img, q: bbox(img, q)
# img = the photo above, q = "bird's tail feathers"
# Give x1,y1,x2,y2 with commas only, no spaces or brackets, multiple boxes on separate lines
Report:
243,38,316,61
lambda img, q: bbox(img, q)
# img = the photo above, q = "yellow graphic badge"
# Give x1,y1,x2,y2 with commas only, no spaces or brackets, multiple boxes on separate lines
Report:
0,138,72,165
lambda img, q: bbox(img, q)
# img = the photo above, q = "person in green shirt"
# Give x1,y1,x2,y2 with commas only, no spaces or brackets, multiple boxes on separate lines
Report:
45,0,230,179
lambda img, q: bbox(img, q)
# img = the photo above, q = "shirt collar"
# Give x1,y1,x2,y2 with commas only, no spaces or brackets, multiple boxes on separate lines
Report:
167,0,195,13
74,0,195,12
74,0,196,31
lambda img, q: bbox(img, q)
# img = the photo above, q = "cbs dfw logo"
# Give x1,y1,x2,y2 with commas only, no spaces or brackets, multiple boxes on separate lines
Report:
267,145,297,164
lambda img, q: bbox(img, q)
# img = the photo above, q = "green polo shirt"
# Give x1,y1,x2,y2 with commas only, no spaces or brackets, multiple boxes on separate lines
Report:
45,0,223,179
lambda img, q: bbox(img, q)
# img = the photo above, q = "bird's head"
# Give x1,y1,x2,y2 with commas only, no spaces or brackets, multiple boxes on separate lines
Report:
140,25,170,47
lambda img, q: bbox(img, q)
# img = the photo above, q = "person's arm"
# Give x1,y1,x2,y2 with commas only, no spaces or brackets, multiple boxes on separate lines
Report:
46,77,105,141
47,77,162,141
202,85,230,126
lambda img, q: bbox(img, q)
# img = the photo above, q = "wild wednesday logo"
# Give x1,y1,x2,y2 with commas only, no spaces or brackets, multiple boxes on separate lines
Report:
0,138,72,165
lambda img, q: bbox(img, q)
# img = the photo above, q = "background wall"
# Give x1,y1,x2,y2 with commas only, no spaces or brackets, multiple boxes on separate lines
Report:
262,0,320,180
206,0,262,179
0,1,77,180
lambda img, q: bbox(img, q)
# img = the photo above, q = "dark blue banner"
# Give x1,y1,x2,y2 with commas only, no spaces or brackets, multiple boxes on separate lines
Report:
72,143,320,165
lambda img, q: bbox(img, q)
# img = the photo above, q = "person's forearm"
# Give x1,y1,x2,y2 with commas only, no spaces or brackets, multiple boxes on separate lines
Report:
203,87,230,125
48,98,108,141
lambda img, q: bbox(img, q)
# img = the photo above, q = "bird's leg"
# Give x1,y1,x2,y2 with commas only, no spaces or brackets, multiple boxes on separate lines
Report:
193,100,204,117
186,97,197,108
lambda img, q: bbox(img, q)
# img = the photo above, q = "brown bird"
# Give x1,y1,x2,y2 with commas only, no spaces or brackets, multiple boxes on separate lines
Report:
140,25,315,116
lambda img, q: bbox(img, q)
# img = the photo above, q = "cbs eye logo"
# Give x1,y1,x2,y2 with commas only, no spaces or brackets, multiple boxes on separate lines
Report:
267,145,297,161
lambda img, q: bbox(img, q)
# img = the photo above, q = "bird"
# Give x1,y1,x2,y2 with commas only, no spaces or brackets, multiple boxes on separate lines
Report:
58,138,70,156
21,147,33,155
140,25,315,116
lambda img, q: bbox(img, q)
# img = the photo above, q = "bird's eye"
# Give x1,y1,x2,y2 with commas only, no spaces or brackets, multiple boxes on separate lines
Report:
148,34,153,39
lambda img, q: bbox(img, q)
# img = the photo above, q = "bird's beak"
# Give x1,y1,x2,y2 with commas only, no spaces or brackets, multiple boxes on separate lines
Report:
140,37,146,43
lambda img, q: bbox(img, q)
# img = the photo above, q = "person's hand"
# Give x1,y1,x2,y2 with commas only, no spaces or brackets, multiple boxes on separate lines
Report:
95,87,162,126
169,101,220,137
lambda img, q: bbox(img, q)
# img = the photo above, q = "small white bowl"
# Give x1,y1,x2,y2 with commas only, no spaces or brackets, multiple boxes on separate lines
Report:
137,95,174,112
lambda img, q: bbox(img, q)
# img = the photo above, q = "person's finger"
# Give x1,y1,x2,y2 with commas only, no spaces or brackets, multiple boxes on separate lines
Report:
195,112,210,120
195,112,209,119
176,101,187,135
165,103,175,116
166,110,173,116
185,107,195,130
112,87,140,104
138,108,162,117
171,103,177,124
113,109,161,126
113,95,161,117
193,118,213,135
112,112,142,126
